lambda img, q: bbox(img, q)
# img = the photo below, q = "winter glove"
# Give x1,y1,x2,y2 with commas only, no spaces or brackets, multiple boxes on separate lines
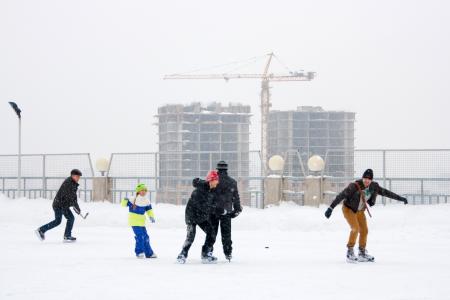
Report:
149,217,156,223
400,197,408,205
230,210,241,218
215,207,227,216
324,207,333,219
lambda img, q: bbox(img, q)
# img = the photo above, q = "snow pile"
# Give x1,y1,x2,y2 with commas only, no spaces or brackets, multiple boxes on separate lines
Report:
1,194,450,300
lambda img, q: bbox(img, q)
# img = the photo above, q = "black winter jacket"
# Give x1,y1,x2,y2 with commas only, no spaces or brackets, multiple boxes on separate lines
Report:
330,179,404,213
52,177,80,211
185,178,216,225
216,170,242,215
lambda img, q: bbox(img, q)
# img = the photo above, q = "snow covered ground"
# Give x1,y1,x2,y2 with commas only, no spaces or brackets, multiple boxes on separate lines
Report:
1,195,450,300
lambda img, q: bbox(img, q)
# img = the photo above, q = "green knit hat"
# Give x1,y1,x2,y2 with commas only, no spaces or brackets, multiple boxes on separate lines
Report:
135,183,148,193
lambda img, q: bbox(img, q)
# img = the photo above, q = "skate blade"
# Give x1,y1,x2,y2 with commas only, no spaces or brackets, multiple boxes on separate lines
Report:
63,240,76,243
201,259,218,264
357,258,375,263
176,259,186,264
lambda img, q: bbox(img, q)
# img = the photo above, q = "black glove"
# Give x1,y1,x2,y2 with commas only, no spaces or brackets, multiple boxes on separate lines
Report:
400,197,408,205
215,207,227,216
324,207,333,219
230,210,241,218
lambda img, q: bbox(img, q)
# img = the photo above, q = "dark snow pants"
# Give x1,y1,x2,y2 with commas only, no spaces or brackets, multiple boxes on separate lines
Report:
39,207,74,237
210,215,232,256
180,221,216,257
132,226,154,257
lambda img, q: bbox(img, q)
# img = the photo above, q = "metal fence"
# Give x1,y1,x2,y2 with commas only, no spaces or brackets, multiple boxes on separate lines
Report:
106,151,264,207
0,153,94,201
280,149,450,206
1,150,450,207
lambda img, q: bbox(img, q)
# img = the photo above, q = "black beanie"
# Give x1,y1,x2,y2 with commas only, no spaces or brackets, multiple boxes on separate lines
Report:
71,169,82,176
216,161,228,171
362,169,373,180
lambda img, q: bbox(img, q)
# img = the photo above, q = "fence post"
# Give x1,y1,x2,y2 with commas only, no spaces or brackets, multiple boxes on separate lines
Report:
209,153,213,171
43,154,47,199
154,153,158,190
23,178,26,198
421,179,424,204
84,177,87,202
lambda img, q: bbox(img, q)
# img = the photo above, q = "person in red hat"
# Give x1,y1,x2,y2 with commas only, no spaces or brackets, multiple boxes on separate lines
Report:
176,170,220,264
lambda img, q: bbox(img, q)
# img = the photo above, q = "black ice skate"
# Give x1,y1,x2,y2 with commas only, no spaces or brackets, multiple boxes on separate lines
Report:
201,252,218,264
35,229,45,241
177,253,187,264
63,236,77,243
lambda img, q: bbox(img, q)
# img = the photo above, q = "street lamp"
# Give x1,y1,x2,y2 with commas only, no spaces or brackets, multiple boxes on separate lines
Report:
8,102,22,198
96,158,110,177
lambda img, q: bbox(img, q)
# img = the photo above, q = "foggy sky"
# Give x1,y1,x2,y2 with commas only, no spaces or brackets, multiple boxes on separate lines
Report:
1,0,449,161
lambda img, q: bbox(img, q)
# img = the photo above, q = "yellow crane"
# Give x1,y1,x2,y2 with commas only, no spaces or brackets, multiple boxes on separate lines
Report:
164,52,315,173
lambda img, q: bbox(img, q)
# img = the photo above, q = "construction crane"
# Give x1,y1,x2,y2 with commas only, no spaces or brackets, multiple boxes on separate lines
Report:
164,52,315,174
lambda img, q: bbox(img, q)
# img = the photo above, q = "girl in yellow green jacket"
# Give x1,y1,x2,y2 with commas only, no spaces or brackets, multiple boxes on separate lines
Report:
121,183,157,258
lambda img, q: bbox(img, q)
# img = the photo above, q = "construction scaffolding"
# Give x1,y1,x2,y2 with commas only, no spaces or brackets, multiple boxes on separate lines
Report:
155,102,252,203
268,106,355,178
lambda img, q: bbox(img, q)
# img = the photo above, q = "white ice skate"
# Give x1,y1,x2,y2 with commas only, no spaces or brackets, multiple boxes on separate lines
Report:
358,248,375,262
346,248,358,263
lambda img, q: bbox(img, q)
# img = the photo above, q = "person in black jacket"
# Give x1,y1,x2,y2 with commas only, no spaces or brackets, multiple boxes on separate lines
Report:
211,161,242,262
324,169,408,262
35,169,84,242
176,170,220,264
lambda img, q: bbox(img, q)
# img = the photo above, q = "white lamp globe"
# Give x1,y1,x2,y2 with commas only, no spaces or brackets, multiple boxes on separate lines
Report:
307,155,325,172
96,158,110,176
268,155,285,172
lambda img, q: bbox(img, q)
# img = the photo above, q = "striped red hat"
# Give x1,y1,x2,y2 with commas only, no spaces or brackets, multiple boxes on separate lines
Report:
206,170,219,182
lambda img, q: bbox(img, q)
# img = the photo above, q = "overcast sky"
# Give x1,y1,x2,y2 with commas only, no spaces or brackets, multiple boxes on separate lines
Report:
1,0,449,161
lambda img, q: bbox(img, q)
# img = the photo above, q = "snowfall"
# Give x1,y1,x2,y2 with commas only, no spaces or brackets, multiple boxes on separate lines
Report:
1,195,450,300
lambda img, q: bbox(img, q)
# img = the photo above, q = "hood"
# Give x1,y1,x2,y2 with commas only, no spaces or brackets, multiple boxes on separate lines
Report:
192,178,209,191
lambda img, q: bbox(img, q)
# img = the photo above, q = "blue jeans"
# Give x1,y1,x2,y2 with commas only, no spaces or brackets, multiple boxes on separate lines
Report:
39,207,74,237
132,226,153,257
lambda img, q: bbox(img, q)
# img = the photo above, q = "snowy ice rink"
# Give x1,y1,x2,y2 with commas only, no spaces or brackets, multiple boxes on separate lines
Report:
1,195,449,300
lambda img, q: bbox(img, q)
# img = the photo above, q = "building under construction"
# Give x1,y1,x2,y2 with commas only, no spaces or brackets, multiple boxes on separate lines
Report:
155,102,251,204
268,106,355,177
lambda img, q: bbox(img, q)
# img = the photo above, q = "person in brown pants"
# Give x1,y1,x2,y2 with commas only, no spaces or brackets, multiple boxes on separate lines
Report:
324,169,408,263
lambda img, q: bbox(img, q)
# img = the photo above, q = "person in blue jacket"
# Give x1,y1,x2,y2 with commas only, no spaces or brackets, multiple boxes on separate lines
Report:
121,183,157,259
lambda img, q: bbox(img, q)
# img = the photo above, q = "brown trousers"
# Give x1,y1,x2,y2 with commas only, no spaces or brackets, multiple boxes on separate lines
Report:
342,205,368,249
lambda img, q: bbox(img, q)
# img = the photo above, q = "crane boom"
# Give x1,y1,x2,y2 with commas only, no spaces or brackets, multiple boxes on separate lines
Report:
163,53,315,175
164,73,314,81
